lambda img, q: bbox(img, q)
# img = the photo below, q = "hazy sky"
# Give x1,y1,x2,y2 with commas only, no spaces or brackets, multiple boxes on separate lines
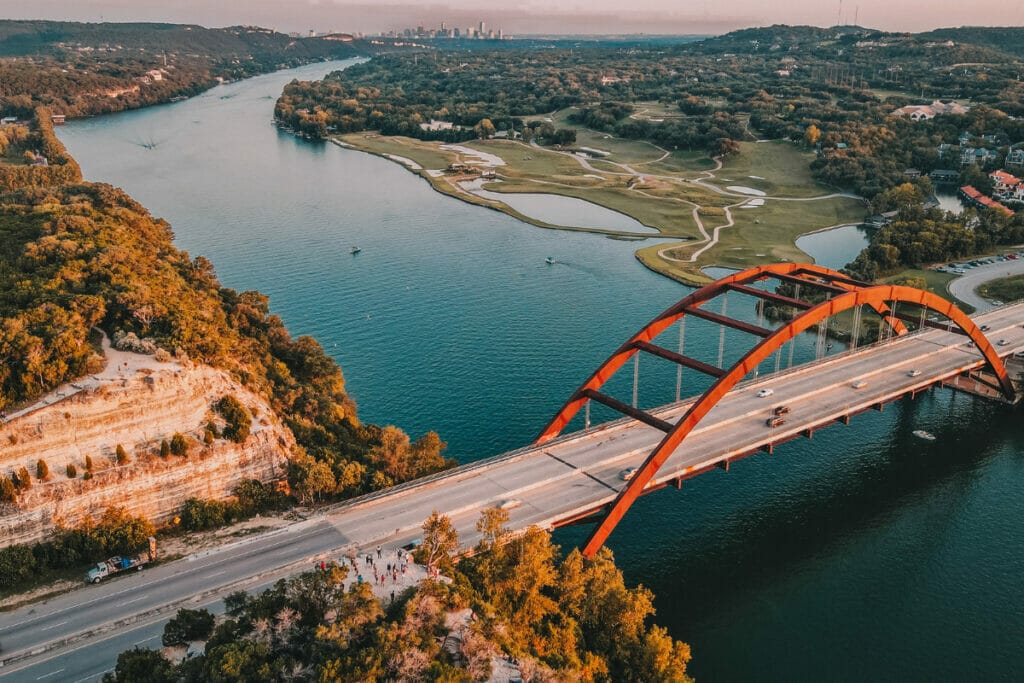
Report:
1,0,1022,36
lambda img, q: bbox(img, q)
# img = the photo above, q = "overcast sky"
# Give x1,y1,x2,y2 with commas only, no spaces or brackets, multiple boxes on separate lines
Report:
2,0,1022,36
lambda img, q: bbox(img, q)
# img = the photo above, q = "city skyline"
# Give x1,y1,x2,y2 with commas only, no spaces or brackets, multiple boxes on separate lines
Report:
1,0,1023,36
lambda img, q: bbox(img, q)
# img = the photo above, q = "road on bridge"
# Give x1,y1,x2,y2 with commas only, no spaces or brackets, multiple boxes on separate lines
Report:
2,303,1022,681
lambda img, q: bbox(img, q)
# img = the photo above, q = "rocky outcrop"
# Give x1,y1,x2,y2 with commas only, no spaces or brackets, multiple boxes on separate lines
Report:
0,350,294,547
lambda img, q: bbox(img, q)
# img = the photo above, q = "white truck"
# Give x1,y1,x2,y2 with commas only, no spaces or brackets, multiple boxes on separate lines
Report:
85,536,157,583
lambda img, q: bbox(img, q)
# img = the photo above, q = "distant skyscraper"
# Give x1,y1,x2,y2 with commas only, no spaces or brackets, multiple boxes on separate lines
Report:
441,21,447,31
453,27,460,38
479,21,486,35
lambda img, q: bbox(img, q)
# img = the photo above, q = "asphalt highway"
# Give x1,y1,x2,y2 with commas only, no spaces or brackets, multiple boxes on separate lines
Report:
2,303,1022,680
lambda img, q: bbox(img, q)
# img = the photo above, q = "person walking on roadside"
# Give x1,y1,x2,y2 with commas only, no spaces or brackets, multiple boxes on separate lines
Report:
376,544,382,559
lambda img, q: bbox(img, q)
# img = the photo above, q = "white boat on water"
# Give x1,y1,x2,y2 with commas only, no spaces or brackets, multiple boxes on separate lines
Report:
350,246,362,255
545,256,556,264
912,429,936,441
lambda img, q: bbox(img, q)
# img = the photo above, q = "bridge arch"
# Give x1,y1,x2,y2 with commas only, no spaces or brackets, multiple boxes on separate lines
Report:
534,264,1014,557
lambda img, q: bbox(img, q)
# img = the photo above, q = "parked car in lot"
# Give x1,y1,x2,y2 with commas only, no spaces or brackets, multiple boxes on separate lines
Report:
756,388,774,398
851,380,868,389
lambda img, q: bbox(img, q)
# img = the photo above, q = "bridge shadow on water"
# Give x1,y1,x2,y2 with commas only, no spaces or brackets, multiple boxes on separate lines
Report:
552,389,1024,682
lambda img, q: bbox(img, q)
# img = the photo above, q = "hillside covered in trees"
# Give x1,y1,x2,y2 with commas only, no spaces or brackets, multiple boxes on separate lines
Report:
276,24,1024,200
0,20,379,117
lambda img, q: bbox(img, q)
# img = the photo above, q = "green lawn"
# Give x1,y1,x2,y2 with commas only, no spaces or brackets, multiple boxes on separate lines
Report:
978,274,1024,304
336,134,455,170
646,150,718,175
716,141,838,198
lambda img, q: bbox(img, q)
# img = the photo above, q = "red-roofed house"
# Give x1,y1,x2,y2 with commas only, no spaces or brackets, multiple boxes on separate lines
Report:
990,170,1021,194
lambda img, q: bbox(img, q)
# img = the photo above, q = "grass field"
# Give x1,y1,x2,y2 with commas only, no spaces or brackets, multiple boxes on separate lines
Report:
716,141,838,198
338,134,455,170
646,150,718,175
978,274,1024,304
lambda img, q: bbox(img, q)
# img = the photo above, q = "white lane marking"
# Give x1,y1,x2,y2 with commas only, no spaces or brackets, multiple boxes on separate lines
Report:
38,620,68,632
206,570,227,578
113,594,149,607
35,668,65,680
132,635,158,646
72,668,112,683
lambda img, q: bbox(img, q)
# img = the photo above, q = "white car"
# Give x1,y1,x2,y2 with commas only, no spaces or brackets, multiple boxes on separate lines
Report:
756,388,774,398
619,467,638,481
998,339,1010,346
497,498,522,510
851,380,868,389
907,370,922,377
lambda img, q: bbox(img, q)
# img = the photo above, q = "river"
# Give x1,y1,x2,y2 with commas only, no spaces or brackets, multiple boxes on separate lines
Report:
58,60,1024,682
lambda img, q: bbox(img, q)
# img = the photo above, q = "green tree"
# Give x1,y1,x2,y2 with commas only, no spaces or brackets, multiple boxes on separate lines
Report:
416,511,458,573
159,439,170,457
85,455,94,472
103,647,175,683
162,608,216,647
216,395,251,443
115,444,129,465
66,463,77,478
36,459,49,480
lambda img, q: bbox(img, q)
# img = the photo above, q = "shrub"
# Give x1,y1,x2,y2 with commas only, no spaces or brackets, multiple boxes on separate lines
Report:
85,455,94,472
0,476,16,502
66,463,78,478
179,498,228,531
115,444,129,465
159,439,170,458
215,395,251,443
14,466,31,490
203,429,215,445
170,433,189,457
162,608,215,647
37,459,49,480
206,421,219,438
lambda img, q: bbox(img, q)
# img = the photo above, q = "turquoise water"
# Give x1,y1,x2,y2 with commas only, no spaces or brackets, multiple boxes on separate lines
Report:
59,61,1024,681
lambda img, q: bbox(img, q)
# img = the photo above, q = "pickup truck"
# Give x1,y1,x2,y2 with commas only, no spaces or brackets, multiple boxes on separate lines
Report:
85,537,157,583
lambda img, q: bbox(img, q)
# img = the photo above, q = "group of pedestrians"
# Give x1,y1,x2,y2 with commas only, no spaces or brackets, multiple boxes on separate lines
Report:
347,544,416,599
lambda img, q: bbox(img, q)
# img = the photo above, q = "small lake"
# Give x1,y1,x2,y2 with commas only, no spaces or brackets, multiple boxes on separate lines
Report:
796,223,871,270
934,187,966,215
469,183,659,234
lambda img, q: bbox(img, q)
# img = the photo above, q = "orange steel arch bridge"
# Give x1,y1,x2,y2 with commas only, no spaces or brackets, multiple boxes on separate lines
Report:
534,263,1017,557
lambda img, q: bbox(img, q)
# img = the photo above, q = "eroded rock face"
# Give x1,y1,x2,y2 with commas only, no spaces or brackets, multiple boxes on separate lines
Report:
0,353,294,547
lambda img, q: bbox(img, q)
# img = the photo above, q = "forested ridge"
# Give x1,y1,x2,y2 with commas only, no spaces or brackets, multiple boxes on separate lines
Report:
0,20,376,118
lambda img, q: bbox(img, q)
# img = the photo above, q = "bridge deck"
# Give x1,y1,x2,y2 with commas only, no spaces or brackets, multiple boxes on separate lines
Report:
326,303,1024,551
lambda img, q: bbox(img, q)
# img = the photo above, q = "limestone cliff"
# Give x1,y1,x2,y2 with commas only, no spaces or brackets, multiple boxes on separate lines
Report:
0,344,294,547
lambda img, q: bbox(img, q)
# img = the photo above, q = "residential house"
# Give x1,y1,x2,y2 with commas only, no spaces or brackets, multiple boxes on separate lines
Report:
960,147,997,167
989,170,1021,195
1006,149,1024,168
904,168,922,178
960,185,1014,216
893,100,970,122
